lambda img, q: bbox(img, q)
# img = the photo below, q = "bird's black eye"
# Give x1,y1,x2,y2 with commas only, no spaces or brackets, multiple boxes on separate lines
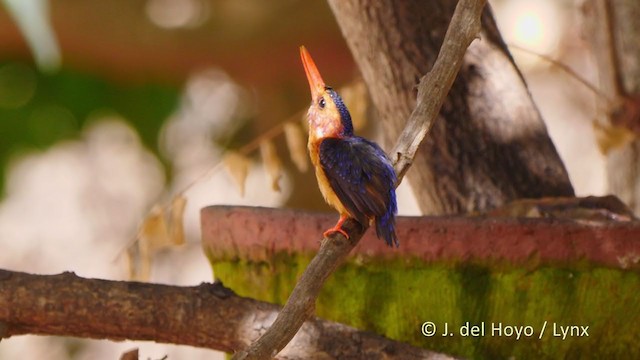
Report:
318,97,326,109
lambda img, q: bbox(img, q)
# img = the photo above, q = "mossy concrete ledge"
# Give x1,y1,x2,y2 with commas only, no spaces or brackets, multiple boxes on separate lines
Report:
201,205,640,359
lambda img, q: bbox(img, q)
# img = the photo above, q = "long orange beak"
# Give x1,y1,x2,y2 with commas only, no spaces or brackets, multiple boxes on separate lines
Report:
300,46,325,98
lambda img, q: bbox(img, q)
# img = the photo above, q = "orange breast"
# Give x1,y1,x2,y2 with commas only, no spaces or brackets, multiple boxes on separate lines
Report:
308,137,350,216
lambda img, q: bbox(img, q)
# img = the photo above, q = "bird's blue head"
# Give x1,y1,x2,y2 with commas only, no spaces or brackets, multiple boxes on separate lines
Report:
325,87,354,136
301,46,354,140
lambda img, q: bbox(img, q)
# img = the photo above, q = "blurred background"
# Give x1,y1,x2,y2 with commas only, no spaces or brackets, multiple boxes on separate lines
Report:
0,0,606,358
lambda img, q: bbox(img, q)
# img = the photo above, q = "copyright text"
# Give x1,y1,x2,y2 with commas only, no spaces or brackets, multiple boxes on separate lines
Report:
420,321,589,340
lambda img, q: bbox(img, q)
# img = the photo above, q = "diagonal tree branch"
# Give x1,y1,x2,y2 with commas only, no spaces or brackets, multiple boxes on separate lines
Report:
0,269,457,359
388,0,486,182
232,0,487,359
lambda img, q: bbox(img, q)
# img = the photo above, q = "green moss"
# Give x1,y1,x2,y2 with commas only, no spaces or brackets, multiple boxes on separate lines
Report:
210,253,640,359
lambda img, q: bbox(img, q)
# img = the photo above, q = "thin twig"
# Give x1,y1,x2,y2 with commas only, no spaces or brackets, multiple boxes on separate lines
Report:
390,0,487,183
507,43,616,108
232,0,487,359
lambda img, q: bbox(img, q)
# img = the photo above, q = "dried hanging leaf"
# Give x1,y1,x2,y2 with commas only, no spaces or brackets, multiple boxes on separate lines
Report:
137,205,171,250
299,110,309,132
223,151,251,196
120,348,139,360
593,121,636,155
126,197,187,281
284,121,309,172
339,79,368,131
130,205,170,281
169,194,187,246
260,139,283,191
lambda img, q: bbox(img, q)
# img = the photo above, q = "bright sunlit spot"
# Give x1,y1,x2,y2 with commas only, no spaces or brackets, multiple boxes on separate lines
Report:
494,0,562,68
515,12,544,46
145,0,210,29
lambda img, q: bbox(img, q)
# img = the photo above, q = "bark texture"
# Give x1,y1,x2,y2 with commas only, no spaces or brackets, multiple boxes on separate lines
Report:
327,0,574,215
0,269,455,360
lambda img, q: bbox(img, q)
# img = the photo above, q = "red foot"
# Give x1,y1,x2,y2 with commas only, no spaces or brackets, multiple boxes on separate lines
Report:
323,227,350,239
323,215,350,239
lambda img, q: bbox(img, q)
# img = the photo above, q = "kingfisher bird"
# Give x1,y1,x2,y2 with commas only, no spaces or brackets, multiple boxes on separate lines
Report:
300,46,398,247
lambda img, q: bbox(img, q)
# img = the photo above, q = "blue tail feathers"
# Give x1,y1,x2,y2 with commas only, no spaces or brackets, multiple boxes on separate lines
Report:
376,206,398,247
376,159,398,247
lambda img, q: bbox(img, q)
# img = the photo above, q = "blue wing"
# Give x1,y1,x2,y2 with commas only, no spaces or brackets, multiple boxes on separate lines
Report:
319,137,398,246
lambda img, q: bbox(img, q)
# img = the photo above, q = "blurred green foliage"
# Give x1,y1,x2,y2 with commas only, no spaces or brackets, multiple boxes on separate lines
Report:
0,59,179,197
